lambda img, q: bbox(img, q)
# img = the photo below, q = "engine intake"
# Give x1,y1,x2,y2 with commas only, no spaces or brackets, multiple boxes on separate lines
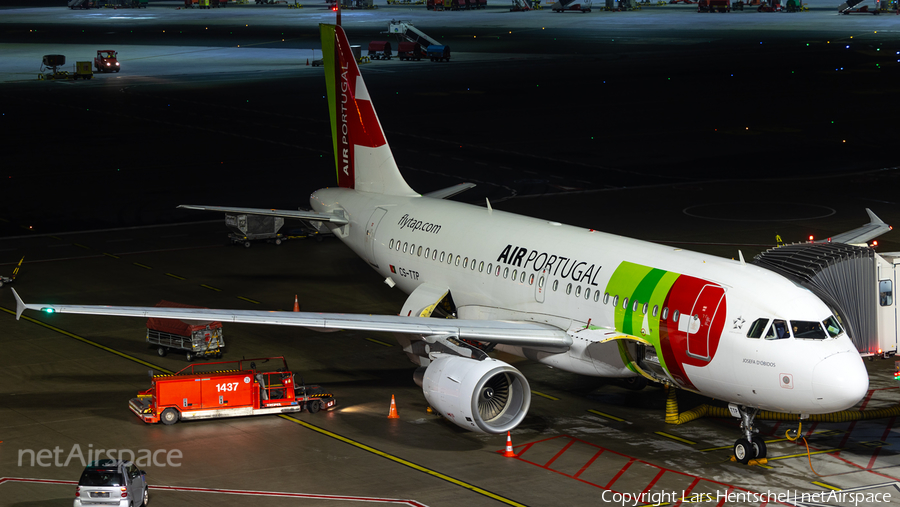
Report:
419,354,530,434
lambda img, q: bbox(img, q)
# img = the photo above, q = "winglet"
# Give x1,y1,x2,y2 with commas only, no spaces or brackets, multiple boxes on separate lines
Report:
12,288,25,320
866,208,887,225
827,208,893,245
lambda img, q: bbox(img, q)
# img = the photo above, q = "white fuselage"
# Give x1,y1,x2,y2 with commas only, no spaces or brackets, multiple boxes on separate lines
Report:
312,188,869,415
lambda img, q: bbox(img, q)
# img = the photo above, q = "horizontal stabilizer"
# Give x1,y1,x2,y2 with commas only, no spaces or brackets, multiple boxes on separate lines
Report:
13,289,573,352
825,208,891,245
178,205,348,225
423,183,476,200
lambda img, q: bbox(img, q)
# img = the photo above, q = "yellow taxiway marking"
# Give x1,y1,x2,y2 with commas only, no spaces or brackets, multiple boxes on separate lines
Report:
654,431,696,445
530,391,559,401
133,262,152,269
767,448,841,461
165,272,186,280
103,252,120,259
365,337,393,347
7,308,526,507
587,409,625,422
200,284,222,292
279,414,528,507
49,235,61,240
1,307,175,374
73,243,90,250
237,296,260,304
812,481,841,490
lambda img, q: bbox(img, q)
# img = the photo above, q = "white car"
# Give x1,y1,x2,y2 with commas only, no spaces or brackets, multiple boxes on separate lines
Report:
75,459,148,507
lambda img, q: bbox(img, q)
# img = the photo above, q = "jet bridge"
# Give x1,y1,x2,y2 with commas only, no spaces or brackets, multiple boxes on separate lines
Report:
387,21,440,50
753,243,899,357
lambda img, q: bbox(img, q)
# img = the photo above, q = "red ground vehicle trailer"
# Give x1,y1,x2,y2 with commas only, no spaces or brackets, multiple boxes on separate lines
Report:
397,41,423,61
147,300,224,361
368,41,392,60
129,356,336,424
94,50,119,73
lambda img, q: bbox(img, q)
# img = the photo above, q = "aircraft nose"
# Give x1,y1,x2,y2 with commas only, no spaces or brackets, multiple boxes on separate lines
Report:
812,351,869,412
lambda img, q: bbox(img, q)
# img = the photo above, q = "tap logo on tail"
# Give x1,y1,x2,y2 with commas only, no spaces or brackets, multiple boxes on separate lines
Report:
320,24,388,189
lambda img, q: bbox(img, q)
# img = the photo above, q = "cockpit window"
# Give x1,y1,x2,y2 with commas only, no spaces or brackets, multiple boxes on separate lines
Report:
746,318,768,339
766,319,789,340
791,320,826,339
824,316,843,338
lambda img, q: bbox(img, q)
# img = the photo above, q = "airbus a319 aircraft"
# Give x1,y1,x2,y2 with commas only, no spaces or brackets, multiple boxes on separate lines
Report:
14,24,883,464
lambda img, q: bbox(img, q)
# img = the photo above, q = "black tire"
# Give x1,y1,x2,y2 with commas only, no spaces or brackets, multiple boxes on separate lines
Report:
186,352,193,362
244,241,251,248
140,486,149,506
750,435,767,459
308,400,321,414
621,377,648,390
157,347,167,357
733,438,752,464
275,238,282,245
160,408,179,425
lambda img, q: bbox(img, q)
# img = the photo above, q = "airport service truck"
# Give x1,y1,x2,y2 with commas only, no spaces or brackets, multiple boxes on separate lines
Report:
129,356,335,424
147,300,224,361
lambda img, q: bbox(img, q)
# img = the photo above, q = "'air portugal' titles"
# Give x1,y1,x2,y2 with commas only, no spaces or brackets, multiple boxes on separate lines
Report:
339,63,350,178
497,245,602,286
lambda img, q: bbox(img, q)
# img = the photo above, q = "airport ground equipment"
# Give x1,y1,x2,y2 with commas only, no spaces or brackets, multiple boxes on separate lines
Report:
225,213,285,247
552,0,591,10
67,0,100,8
94,50,119,73
698,0,729,10
427,45,451,62
397,42,423,61
128,356,335,424
147,301,224,361
368,41,393,60
0,256,24,288
387,20,439,53
39,56,93,80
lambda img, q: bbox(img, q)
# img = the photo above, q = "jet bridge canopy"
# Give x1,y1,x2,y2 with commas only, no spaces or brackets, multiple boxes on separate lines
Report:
753,242,878,355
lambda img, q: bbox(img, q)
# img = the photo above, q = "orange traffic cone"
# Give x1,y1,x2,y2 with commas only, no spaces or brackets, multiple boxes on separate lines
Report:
306,59,310,66
501,431,517,457
387,395,399,419
293,295,300,312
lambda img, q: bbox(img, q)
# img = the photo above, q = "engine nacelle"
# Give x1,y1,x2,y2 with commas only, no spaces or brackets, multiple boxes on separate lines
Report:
419,354,531,434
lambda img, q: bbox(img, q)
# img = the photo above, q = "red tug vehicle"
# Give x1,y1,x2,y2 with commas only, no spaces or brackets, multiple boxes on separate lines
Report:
129,356,335,425
94,50,120,72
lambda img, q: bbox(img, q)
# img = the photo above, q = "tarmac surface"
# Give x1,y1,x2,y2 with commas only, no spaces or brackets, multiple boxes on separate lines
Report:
2,2,900,507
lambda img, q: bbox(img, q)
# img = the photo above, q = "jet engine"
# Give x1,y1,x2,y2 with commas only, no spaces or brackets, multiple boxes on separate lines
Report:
416,354,531,434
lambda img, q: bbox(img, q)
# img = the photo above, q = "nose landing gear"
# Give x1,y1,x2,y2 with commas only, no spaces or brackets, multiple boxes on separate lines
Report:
729,404,767,464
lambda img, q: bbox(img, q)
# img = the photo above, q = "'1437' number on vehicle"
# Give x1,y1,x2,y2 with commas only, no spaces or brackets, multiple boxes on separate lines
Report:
217,382,239,392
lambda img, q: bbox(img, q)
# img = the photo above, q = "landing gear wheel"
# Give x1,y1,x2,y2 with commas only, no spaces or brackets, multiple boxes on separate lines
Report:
307,400,320,414
733,438,752,464
160,407,180,425
621,377,648,390
157,347,167,357
750,435,767,459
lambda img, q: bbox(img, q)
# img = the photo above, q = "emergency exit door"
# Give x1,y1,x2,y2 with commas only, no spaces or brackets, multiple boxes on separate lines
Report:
685,284,725,362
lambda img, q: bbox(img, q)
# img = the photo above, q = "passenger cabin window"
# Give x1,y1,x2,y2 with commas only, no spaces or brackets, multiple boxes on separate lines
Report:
766,319,789,339
448,253,453,265
746,318,768,339
417,246,422,257
410,244,415,255
632,300,638,312
662,307,669,320
440,252,445,262
880,280,893,306
552,280,559,291
792,320,827,339
432,250,437,261
623,297,629,309
389,239,394,249
566,283,572,295
471,260,476,271
585,288,591,300
652,305,659,317
594,291,601,303
504,267,509,278
495,265,501,276
520,272,526,283
512,269,518,280
425,247,430,258
396,241,401,251
463,257,468,268
529,274,535,285
479,261,484,272
455,255,460,266
575,286,581,297
603,293,610,304
403,242,408,253
672,309,679,322
642,303,648,315
612,295,619,307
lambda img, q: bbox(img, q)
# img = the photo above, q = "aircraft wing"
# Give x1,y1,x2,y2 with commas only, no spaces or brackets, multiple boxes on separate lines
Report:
825,208,892,245
177,205,349,225
12,289,572,352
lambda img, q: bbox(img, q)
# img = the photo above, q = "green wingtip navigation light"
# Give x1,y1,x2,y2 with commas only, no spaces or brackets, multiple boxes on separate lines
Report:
42,307,55,314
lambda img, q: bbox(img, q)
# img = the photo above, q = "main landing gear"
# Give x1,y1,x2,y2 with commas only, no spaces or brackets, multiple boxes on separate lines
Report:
729,404,767,464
